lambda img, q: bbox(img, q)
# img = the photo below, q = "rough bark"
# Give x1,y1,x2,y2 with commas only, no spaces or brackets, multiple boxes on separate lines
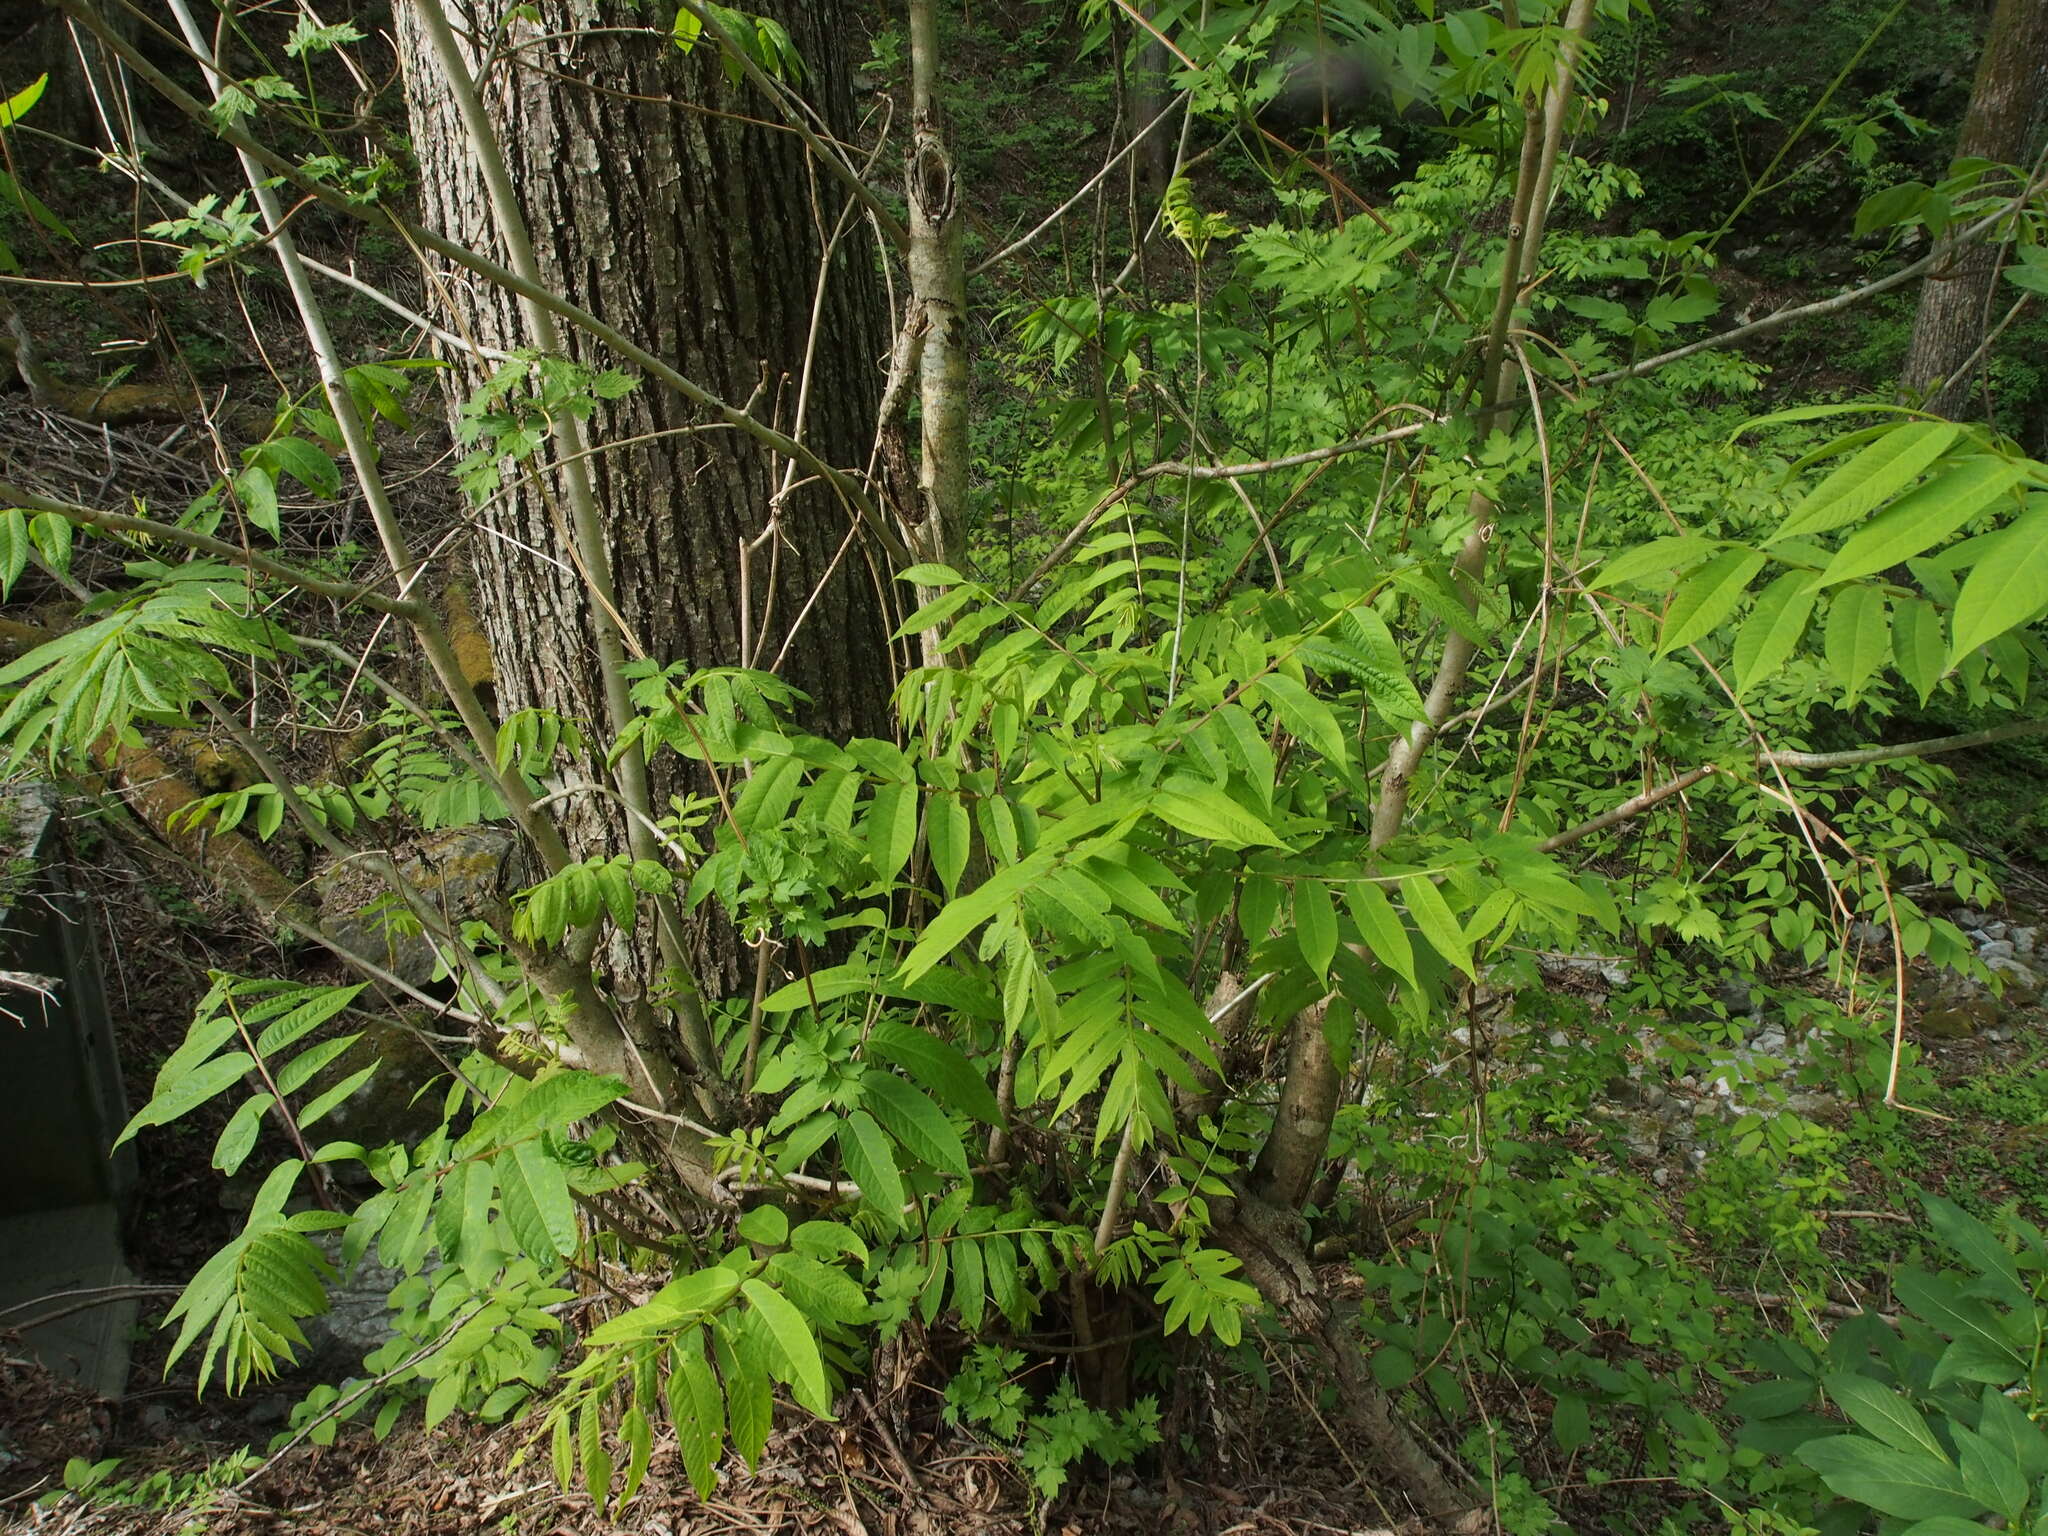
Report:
395,0,897,996
1898,0,2048,415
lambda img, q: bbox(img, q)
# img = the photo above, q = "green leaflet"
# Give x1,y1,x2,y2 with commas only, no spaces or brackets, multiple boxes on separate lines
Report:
497,1139,578,1258
1774,421,1959,543
0,509,28,599
860,1068,970,1176
1295,878,1338,981
1953,1423,2028,1519
1151,779,1285,848
1659,548,1767,655
836,1110,906,1227
866,1019,1000,1124
1214,703,1277,809
866,780,919,879
1401,874,1474,979
461,1070,627,1154
1893,596,1948,704
1823,1373,1947,1459
1923,1194,2030,1309
1823,586,1890,702
765,1251,867,1327
1732,570,1820,696
1974,1384,2048,1481
1594,535,1721,589
294,1065,376,1129
741,1279,831,1416
1345,879,1417,988
1343,607,1427,721
1254,671,1352,771
118,1053,255,1145
272,1034,360,1096
579,1400,612,1508
0,72,47,128
897,850,1052,983
1820,455,2025,586
667,1331,725,1497
929,790,971,894
1794,1436,1981,1523
212,1092,274,1177
616,1405,653,1508
1949,502,2048,664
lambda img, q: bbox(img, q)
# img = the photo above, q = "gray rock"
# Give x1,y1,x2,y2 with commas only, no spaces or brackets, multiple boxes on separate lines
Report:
1986,956,2042,1003
1716,976,1758,1015
1920,1001,1996,1039
1956,908,1985,930
316,827,532,989
1652,1167,1671,1187
1979,939,2016,964
298,1237,409,1375
1981,921,2010,943
2011,927,2038,956
321,1019,451,1153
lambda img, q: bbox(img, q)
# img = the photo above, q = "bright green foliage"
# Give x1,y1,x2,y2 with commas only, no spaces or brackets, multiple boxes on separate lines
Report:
0,566,289,769
945,1346,1163,1500
121,997,627,1409
116,975,369,1176
1735,1199,2048,1532
9,0,2048,1525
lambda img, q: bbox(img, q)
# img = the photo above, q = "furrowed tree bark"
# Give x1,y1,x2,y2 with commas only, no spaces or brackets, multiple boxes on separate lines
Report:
1898,0,2048,415
394,0,897,998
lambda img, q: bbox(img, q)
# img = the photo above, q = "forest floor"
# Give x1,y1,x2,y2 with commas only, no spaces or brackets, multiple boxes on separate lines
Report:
4,812,2044,1535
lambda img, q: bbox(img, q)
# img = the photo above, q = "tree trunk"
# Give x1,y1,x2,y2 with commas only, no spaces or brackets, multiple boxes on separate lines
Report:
1898,0,2048,416
394,0,897,998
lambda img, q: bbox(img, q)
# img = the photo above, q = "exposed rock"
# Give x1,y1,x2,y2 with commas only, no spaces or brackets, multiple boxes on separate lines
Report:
1541,954,1630,989
1978,939,2016,965
1715,975,1758,1016
316,828,531,989
1986,957,2042,1005
298,1234,419,1379
1955,908,1985,930
321,1017,453,1154
2011,927,2038,956
1919,1000,1997,1039
1981,921,2010,943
